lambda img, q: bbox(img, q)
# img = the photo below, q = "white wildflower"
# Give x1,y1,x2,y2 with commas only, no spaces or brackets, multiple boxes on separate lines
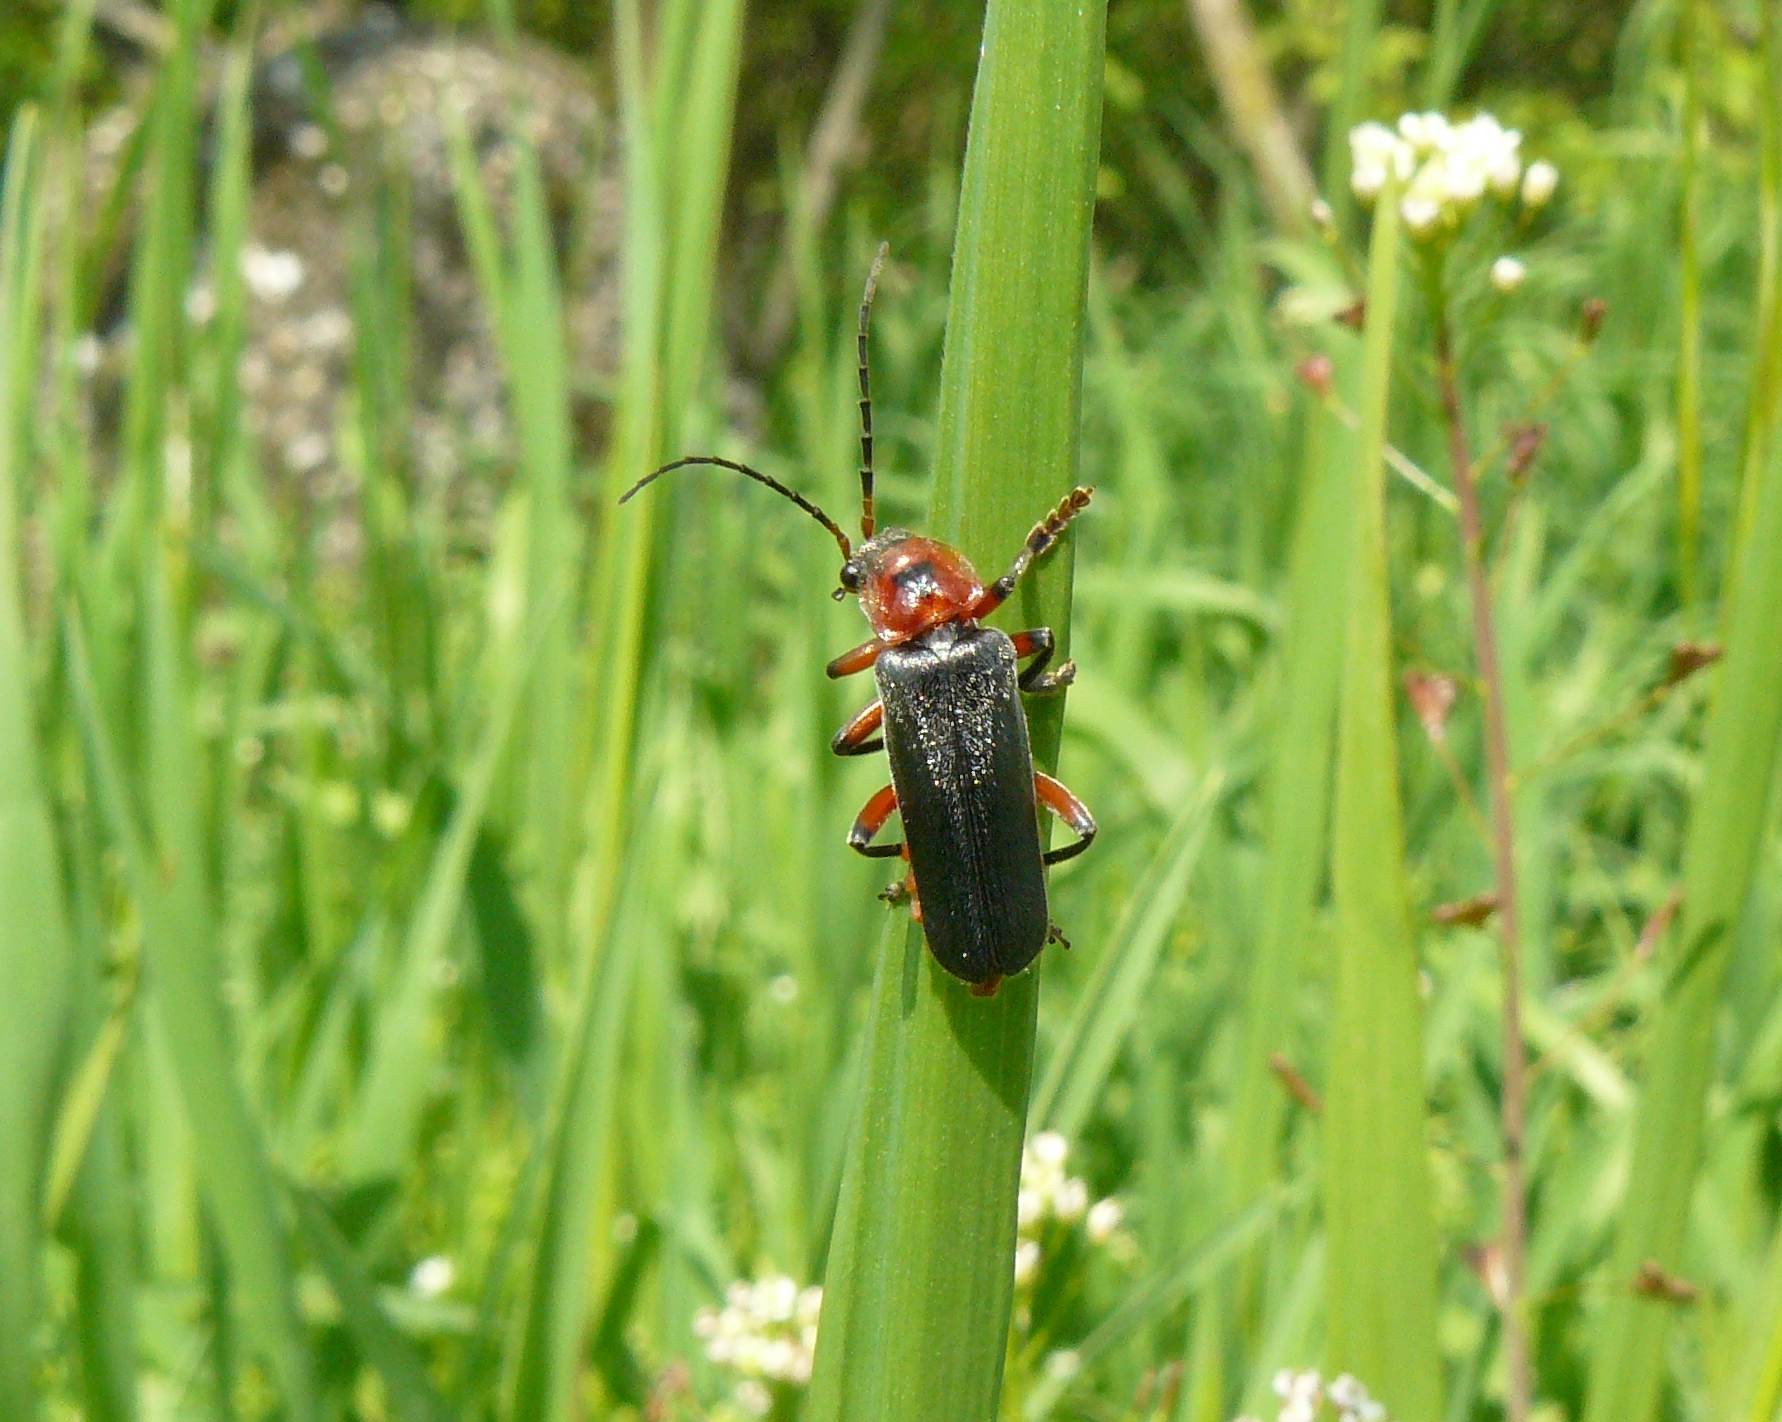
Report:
408,1255,455,1298
1491,255,1527,293
1348,111,1545,243
1328,1374,1365,1409
1086,1196,1124,1244
1351,164,1387,202
1522,159,1559,207
1030,1131,1069,1171
1013,1239,1042,1287
1054,1176,1090,1223
696,1270,821,1406
1400,196,1442,238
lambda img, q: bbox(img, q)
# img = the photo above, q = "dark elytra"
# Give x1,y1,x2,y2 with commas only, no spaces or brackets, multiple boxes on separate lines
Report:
876,624,1050,983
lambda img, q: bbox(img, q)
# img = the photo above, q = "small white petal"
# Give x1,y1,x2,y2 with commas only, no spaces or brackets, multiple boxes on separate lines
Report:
1400,196,1442,236
1086,1197,1125,1243
1030,1131,1069,1169
408,1255,455,1298
1491,255,1527,293
1522,160,1559,207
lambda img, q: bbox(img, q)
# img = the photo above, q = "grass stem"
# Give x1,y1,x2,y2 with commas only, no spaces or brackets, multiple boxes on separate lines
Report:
1433,293,1532,1422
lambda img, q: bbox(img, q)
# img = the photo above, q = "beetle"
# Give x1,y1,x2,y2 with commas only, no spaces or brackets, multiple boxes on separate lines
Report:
620,245,1095,995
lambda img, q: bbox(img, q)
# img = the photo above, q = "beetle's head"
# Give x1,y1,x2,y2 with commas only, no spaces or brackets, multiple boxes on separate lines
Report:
837,529,985,641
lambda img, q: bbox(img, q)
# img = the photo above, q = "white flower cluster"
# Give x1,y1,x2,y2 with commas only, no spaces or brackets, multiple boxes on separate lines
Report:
1014,1131,1126,1288
1349,111,1558,243
693,1274,822,1416
1235,1369,1387,1422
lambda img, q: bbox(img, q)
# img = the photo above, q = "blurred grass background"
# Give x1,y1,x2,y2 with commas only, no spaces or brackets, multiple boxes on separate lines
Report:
3,0,1782,1419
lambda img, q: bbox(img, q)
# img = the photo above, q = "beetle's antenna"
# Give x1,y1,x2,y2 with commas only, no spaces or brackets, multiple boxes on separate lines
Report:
620,456,854,559
857,241,888,540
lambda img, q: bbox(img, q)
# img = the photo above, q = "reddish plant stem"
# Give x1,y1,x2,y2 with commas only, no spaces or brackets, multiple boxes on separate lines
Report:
1434,302,1532,1422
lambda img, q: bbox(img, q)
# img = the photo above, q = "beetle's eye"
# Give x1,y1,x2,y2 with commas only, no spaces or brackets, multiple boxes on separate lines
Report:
838,562,861,593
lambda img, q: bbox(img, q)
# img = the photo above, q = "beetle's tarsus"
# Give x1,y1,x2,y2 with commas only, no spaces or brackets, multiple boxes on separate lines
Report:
1024,659,1077,696
1047,922,1072,951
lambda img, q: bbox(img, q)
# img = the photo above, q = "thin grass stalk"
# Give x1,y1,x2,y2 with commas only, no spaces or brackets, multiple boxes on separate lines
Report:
1676,0,1704,600
1321,186,1443,1422
0,107,71,1422
1734,0,1781,550
1321,0,1383,234
1431,289,1531,1422
1176,347,1357,1422
1581,272,1782,1422
1224,358,1352,1243
806,1,1106,1414
101,0,211,588
506,1,746,1413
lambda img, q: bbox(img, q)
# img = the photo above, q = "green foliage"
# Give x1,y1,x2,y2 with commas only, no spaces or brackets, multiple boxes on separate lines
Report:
4,2,1782,1421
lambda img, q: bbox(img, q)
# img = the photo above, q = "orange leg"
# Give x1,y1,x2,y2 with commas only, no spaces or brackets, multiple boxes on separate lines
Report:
848,784,903,859
1035,772,1097,865
830,699,884,757
827,637,885,679
968,486,1093,621
1008,627,1075,695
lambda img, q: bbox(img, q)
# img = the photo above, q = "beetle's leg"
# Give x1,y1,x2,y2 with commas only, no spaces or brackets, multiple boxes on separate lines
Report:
879,869,922,923
831,700,885,756
827,637,885,679
848,784,904,859
968,486,1094,620
1046,921,1073,950
1009,627,1077,696
1035,772,1097,865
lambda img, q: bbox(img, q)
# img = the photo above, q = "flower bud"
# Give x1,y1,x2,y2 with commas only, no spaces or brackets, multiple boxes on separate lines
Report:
1400,196,1442,238
1490,255,1527,293
1521,159,1559,207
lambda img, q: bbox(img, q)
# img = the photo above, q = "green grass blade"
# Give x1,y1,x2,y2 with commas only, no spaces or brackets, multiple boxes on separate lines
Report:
1224,369,1355,1228
66,597,319,1418
1676,0,1704,600
344,624,531,1178
1583,261,1782,1422
1032,773,1223,1138
0,107,72,1422
1321,189,1442,1420
806,1,1107,1416
290,1190,453,1422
